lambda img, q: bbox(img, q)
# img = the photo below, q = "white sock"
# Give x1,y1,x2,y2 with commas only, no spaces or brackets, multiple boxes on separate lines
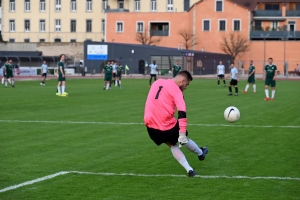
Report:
253,84,256,92
57,86,61,94
265,89,269,98
245,85,249,92
119,80,121,85
11,80,14,85
272,90,275,98
185,139,203,156
106,83,109,90
8,79,11,84
171,145,193,172
62,86,65,93
1,78,4,84
5,82,7,87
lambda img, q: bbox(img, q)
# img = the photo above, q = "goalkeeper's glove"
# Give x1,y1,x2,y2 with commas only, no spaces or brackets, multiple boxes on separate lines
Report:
178,132,188,148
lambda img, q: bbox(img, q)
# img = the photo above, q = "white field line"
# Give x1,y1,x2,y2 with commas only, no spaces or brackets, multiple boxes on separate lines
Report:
0,171,299,193
0,120,299,129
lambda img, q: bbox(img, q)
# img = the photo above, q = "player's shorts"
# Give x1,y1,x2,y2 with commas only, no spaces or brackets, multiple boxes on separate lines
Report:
247,76,255,84
58,75,66,82
116,73,122,80
112,73,116,78
230,79,238,86
217,74,224,79
42,73,47,78
150,74,157,78
104,75,112,81
146,121,188,146
265,78,276,87
5,73,13,78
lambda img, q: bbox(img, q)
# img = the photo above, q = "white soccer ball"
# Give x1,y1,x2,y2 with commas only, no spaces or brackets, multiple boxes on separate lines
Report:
224,106,240,123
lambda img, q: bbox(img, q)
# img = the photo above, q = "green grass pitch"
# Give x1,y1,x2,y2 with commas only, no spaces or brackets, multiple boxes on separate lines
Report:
0,78,299,200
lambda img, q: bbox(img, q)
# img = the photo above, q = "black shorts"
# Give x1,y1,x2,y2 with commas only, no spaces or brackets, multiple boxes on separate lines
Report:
113,73,116,78
230,79,238,86
150,74,157,78
146,121,188,146
42,73,47,78
217,75,224,79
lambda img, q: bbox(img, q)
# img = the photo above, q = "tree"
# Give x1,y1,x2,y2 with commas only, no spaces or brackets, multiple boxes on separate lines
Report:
135,30,162,46
220,32,251,61
178,29,198,50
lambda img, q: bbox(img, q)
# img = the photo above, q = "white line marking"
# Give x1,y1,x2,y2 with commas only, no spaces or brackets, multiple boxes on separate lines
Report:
0,171,299,193
0,120,299,128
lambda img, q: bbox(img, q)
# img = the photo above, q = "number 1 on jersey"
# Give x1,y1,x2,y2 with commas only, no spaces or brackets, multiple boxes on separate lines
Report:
155,86,163,99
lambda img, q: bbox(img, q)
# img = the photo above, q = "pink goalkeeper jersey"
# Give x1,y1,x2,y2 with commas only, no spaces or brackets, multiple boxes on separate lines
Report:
144,79,187,133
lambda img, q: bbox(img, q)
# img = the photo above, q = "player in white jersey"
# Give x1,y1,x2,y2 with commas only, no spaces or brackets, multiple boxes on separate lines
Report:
225,62,239,96
148,61,158,87
111,60,118,86
40,61,49,85
217,61,226,87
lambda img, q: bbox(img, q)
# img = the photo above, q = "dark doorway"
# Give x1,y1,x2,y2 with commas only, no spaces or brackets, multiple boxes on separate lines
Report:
138,60,145,74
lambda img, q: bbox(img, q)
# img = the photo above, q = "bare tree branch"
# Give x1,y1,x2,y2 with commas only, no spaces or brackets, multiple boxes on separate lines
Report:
220,32,251,61
135,30,162,46
178,29,198,50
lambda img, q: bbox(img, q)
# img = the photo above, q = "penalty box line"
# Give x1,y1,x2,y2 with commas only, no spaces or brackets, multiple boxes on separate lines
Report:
0,171,300,193
0,120,299,129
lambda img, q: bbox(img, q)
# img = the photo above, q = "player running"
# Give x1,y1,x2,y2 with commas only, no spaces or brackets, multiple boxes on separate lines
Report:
57,54,68,97
263,57,277,101
116,62,123,89
102,61,113,90
4,59,15,88
225,62,239,96
144,70,208,177
242,60,256,93
172,61,182,78
217,61,226,87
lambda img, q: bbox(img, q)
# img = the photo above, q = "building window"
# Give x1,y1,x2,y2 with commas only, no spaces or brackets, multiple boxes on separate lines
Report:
55,20,61,32
118,0,124,9
203,20,210,31
184,0,190,11
40,20,46,32
25,20,30,32
296,4,300,10
254,21,262,30
71,20,76,32
167,0,173,11
39,39,45,42
150,22,169,36
265,4,280,10
151,0,157,11
9,20,15,32
40,0,46,11
86,20,92,32
25,0,31,12
135,0,140,11
24,39,30,43
10,0,16,12
9,39,15,43
56,0,61,11
71,0,76,11
271,21,279,31
116,22,123,32
216,0,223,12
54,38,61,43
102,0,108,10
70,39,76,42
102,19,105,34
219,20,226,31
233,20,240,31
87,0,92,11
137,22,144,32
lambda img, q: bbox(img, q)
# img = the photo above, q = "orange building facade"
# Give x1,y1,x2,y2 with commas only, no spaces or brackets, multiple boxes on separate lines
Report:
105,0,300,74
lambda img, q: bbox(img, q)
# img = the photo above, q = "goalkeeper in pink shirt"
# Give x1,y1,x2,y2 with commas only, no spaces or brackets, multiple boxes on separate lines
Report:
144,70,208,177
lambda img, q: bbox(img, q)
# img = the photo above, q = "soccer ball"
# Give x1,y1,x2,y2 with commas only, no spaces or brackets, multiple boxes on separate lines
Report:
224,106,240,123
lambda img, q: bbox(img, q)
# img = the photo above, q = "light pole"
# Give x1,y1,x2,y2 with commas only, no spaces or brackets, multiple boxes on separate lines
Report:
261,34,269,67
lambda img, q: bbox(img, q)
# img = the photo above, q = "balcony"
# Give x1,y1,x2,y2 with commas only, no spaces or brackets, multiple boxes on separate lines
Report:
253,10,282,17
104,8,129,12
150,30,169,36
250,30,300,40
286,10,300,17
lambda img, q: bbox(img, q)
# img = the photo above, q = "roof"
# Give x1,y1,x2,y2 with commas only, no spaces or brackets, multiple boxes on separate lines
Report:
257,0,300,2
229,0,258,10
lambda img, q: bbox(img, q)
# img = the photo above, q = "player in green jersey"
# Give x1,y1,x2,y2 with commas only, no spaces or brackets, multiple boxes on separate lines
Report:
263,58,277,101
57,54,68,97
242,60,256,93
172,61,182,78
102,61,113,90
116,62,123,88
4,59,15,88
